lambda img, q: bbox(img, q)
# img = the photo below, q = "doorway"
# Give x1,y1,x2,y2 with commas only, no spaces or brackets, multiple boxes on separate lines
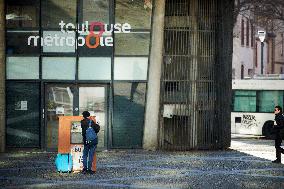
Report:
44,83,107,151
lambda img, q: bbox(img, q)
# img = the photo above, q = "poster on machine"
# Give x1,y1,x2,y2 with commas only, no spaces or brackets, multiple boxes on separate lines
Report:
70,144,84,172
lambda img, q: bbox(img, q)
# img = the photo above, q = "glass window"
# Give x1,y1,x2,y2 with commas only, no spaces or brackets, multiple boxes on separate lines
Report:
6,0,40,28
114,57,148,80
6,82,40,147
43,31,76,53
259,91,284,113
42,57,76,80
78,33,113,56
115,32,150,55
233,90,256,112
42,0,76,28
6,31,40,55
78,57,111,80
45,84,74,149
115,0,152,29
6,57,39,79
79,86,106,148
82,0,109,24
113,82,146,148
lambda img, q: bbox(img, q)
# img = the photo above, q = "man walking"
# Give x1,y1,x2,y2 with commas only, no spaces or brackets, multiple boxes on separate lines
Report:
272,106,284,163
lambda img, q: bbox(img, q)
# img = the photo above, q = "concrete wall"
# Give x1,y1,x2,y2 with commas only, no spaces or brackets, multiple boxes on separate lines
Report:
273,33,284,74
0,0,5,152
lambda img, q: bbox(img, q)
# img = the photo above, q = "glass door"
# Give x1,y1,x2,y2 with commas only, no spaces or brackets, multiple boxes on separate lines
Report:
44,84,107,150
78,85,107,148
45,84,76,150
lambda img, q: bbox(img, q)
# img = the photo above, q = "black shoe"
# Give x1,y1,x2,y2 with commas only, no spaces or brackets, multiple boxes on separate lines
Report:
272,159,281,163
81,169,87,174
87,170,96,174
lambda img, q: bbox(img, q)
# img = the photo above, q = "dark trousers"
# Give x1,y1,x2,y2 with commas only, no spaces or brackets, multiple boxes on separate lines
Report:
82,144,96,171
274,132,284,161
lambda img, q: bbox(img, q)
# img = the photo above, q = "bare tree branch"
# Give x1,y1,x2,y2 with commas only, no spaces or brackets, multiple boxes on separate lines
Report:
235,0,284,32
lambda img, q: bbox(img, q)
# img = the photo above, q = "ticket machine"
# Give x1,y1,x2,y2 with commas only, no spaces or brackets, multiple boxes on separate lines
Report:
58,116,96,172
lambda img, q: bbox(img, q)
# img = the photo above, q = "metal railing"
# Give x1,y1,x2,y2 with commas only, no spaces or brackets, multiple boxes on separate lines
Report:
160,0,233,150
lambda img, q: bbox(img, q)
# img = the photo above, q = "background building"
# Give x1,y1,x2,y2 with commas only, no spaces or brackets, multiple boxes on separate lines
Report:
232,14,256,79
233,0,284,79
0,0,233,152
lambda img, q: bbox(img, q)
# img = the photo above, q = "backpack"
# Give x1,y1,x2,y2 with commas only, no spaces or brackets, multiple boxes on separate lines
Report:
85,119,98,146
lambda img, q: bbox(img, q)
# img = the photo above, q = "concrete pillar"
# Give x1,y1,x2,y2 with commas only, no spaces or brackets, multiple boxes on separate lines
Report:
0,0,5,152
189,0,198,148
143,0,165,150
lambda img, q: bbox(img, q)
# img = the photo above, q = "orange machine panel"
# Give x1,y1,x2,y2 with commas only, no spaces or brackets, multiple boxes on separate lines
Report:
58,116,83,153
58,116,96,154
92,153,97,172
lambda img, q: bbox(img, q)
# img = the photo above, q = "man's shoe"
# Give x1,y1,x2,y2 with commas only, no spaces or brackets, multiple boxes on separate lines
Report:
272,159,281,163
87,170,96,174
81,169,87,174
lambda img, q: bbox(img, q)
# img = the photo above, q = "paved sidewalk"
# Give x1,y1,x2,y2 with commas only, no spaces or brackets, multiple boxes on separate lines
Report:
0,138,284,189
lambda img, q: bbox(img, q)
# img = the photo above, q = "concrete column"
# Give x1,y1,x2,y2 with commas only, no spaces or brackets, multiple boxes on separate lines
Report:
0,0,5,152
189,0,198,148
143,0,165,150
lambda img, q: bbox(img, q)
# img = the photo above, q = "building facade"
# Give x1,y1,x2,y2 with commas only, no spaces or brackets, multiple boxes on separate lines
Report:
0,0,233,152
232,14,255,79
271,32,284,74
233,9,284,79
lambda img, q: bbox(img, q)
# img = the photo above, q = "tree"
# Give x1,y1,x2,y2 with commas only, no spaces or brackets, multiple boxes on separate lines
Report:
234,0,284,32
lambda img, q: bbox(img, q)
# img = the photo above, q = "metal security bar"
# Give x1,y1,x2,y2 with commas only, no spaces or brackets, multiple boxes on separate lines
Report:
160,0,233,150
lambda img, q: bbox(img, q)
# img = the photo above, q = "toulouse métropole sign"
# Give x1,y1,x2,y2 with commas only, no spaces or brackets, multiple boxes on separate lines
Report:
27,21,131,48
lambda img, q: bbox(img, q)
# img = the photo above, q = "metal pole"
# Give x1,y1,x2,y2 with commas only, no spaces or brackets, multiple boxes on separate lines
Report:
261,42,264,74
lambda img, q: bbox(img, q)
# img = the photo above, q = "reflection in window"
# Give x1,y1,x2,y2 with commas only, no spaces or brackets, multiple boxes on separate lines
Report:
42,31,76,53
78,33,112,56
42,0,76,28
115,0,152,29
78,57,111,80
233,90,256,112
6,82,40,147
113,82,146,148
54,90,71,104
79,87,106,148
115,32,150,55
42,57,76,80
114,57,148,80
46,85,74,149
82,0,109,24
6,32,40,55
79,87,105,114
6,57,39,79
259,91,284,113
6,0,40,28
46,87,73,113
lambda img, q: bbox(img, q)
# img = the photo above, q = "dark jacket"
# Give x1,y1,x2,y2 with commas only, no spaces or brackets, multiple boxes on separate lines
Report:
81,118,100,145
274,113,284,130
